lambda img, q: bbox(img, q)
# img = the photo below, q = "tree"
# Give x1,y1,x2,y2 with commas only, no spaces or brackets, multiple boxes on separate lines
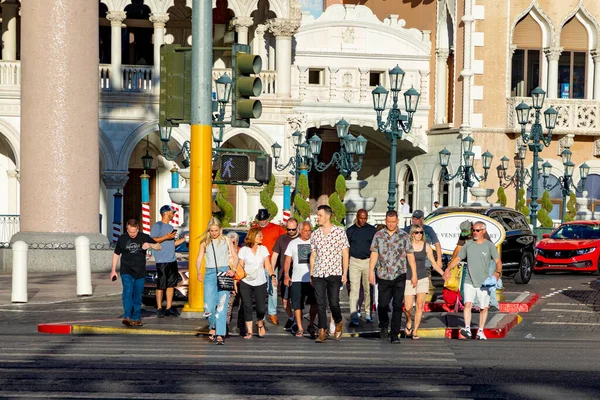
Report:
537,190,554,228
293,174,310,221
329,174,347,225
497,186,507,207
564,192,577,222
516,187,530,222
214,170,234,227
259,174,278,222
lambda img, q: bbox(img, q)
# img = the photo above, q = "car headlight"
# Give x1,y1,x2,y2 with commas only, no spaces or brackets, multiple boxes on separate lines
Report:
535,248,543,257
575,247,595,255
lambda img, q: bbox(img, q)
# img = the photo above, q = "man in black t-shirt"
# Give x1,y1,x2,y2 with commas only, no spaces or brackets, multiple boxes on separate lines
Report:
111,219,162,327
271,218,299,331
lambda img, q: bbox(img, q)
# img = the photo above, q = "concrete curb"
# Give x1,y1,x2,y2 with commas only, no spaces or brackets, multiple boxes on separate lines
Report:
444,313,522,340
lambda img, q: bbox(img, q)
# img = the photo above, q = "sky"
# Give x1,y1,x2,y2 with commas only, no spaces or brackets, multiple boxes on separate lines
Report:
300,0,324,19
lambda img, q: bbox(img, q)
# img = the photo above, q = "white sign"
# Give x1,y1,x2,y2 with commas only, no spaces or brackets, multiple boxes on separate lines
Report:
425,212,506,254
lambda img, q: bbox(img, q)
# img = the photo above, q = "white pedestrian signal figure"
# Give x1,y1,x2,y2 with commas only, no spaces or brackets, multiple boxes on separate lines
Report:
222,157,234,179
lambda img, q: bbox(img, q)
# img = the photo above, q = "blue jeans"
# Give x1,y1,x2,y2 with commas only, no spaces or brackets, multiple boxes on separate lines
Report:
267,268,278,316
204,267,231,336
121,274,145,321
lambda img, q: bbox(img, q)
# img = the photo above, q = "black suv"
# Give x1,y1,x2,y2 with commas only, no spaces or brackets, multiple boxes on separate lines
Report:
425,207,536,284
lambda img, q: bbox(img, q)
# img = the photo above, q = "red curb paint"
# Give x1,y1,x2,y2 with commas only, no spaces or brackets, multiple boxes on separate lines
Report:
38,324,72,335
445,314,521,340
424,293,539,313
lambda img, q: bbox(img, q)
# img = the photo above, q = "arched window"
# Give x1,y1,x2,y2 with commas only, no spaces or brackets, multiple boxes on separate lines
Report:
511,14,542,97
403,168,414,210
438,170,449,206
558,17,588,99
578,173,600,214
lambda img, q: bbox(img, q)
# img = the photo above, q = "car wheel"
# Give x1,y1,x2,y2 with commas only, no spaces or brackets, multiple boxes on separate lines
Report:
514,252,533,284
593,257,600,276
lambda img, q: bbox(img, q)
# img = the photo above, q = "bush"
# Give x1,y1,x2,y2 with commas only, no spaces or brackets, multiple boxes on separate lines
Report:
214,170,233,227
329,174,347,226
497,186,507,207
564,192,577,222
516,188,530,222
293,173,310,221
537,190,554,228
259,174,278,222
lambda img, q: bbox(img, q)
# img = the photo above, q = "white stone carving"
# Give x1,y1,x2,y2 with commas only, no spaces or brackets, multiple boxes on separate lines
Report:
558,134,574,156
342,27,355,44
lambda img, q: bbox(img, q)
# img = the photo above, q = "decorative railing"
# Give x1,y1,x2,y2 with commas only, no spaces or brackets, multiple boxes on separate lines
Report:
507,97,600,134
0,61,20,87
0,214,19,243
99,64,154,92
212,68,277,96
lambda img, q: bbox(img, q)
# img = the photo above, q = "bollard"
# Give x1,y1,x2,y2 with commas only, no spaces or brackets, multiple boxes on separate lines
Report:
11,241,28,303
75,236,93,296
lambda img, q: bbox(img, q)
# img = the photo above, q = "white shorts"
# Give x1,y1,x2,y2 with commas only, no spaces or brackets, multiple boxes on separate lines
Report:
404,277,430,296
463,282,490,309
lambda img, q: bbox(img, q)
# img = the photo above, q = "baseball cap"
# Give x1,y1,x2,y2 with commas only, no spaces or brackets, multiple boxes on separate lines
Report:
412,210,424,219
160,205,174,214
460,220,472,235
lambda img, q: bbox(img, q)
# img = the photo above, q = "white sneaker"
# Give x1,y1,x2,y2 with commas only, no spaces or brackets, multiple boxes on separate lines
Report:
329,322,336,335
476,330,487,340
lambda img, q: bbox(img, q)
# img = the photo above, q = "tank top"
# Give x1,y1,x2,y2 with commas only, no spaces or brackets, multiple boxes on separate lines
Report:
204,238,229,269
407,242,429,280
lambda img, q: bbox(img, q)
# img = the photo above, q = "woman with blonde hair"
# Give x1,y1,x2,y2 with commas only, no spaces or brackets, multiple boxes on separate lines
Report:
403,223,444,340
196,217,238,345
237,226,276,339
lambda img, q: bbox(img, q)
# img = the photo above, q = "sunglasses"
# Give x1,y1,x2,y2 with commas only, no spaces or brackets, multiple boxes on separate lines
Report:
413,231,424,234
473,229,484,232
287,228,297,232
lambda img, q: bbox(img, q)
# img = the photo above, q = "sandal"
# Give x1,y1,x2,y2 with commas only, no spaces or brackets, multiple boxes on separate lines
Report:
295,330,304,338
216,335,225,345
257,322,266,338
208,329,216,342
404,326,413,339
243,333,253,339
412,334,421,340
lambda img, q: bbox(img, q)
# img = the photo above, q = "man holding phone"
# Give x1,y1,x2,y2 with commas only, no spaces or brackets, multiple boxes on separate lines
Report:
150,205,188,317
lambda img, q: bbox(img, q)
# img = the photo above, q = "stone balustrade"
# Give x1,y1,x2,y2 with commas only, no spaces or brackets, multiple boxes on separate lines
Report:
212,68,278,96
0,61,20,87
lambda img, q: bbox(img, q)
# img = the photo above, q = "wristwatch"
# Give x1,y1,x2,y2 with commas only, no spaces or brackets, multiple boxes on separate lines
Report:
270,274,276,279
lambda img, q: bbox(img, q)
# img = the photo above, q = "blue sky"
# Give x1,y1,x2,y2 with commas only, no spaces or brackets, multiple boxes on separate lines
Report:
300,0,323,19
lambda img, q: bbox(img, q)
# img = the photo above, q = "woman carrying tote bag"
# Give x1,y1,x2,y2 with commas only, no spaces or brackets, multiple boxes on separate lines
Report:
196,218,238,345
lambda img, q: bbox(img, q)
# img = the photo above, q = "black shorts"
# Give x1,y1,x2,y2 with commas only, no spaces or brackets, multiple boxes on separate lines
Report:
291,282,316,310
279,278,291,300
156,261,178,290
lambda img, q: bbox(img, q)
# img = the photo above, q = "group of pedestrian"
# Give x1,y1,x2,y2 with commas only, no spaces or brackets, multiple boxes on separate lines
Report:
111,201,502,344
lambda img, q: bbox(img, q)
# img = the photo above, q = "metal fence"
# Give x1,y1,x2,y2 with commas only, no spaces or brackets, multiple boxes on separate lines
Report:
0,214,19,243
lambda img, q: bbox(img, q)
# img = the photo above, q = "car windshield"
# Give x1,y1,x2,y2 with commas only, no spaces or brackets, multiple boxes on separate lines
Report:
550,224,600,240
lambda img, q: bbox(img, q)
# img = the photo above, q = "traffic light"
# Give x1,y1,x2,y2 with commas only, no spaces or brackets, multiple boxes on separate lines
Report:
159,44,192,127
255,155,272,184
219,154,250,182
231,44,262,128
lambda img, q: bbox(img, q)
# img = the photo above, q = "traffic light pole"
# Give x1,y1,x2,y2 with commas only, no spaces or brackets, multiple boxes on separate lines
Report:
183,0,212,316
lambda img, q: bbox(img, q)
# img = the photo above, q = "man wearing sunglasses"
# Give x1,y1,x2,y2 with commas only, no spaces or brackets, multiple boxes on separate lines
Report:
445,221,502,340
271,218,299,330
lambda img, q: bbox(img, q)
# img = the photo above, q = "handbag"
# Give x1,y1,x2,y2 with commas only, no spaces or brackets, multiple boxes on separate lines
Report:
212,242,235,291
443,264,463,292
228,242,246,281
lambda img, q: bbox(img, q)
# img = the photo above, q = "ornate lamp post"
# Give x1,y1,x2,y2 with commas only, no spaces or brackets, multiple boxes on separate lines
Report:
540,148,590,222
514,86,558,228
271,118,367,196
438,135,493,204
497,145,544,206
371,65,420,211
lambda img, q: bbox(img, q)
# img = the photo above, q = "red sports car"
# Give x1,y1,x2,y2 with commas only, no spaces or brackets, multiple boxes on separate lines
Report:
535,221,600,274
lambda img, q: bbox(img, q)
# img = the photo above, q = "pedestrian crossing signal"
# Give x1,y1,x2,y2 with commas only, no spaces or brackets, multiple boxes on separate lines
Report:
219,154,250,182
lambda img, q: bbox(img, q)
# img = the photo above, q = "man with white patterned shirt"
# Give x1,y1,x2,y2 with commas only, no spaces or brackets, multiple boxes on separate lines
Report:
309,205,349,343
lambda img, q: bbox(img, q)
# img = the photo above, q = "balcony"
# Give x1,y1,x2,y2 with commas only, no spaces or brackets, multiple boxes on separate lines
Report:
507,97,600,135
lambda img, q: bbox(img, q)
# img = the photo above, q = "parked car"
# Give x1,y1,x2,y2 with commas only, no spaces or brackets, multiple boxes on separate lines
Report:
142,228,248,307
534,221,600,274
425,206,536,284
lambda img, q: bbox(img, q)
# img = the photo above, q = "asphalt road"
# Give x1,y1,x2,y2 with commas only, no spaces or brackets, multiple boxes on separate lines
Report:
0,272,598,399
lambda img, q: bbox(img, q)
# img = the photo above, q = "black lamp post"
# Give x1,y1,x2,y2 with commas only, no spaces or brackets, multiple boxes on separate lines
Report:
515,86,558,228
497,145,544,206
540,148,590,222
142,136,153,173
438,135,493,204
371,65,420,211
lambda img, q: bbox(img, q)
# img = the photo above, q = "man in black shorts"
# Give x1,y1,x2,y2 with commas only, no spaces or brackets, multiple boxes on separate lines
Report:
150,205,187,317
284,221,317,338
271,218,299,330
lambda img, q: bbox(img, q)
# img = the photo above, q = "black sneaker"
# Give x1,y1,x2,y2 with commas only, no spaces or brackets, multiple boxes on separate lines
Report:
156,308,165,318
165,308,180,317
459,327,472,339
380,328,389,340
390,335,401,344
284,318,295,331
307,324,317,339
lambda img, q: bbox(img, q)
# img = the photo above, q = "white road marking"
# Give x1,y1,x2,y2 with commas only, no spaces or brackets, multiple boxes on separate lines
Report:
533,322,600,326
540,308,596,314
547,303,596,306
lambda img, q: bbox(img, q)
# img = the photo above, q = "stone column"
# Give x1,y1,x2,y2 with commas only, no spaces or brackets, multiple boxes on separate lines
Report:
233,16,253,45
101,171,129,242
6,169,19,214
592,50,600,100
1,0,19,61
253,24,268,65
435,49,449,124
16,0,108,270
545,47,562,99
269,19,299,97
459,0,473,132
150,13,169,93
106,11,126,91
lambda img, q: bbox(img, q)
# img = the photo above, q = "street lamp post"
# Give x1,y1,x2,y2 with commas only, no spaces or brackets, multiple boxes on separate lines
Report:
271,118,367,197
371,65,420,211
514,86,558,228
540,148,590,222
438,135,493,204
497,145,544,206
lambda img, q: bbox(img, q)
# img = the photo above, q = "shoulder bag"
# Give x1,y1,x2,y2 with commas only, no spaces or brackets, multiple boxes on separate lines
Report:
212,242,235,291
